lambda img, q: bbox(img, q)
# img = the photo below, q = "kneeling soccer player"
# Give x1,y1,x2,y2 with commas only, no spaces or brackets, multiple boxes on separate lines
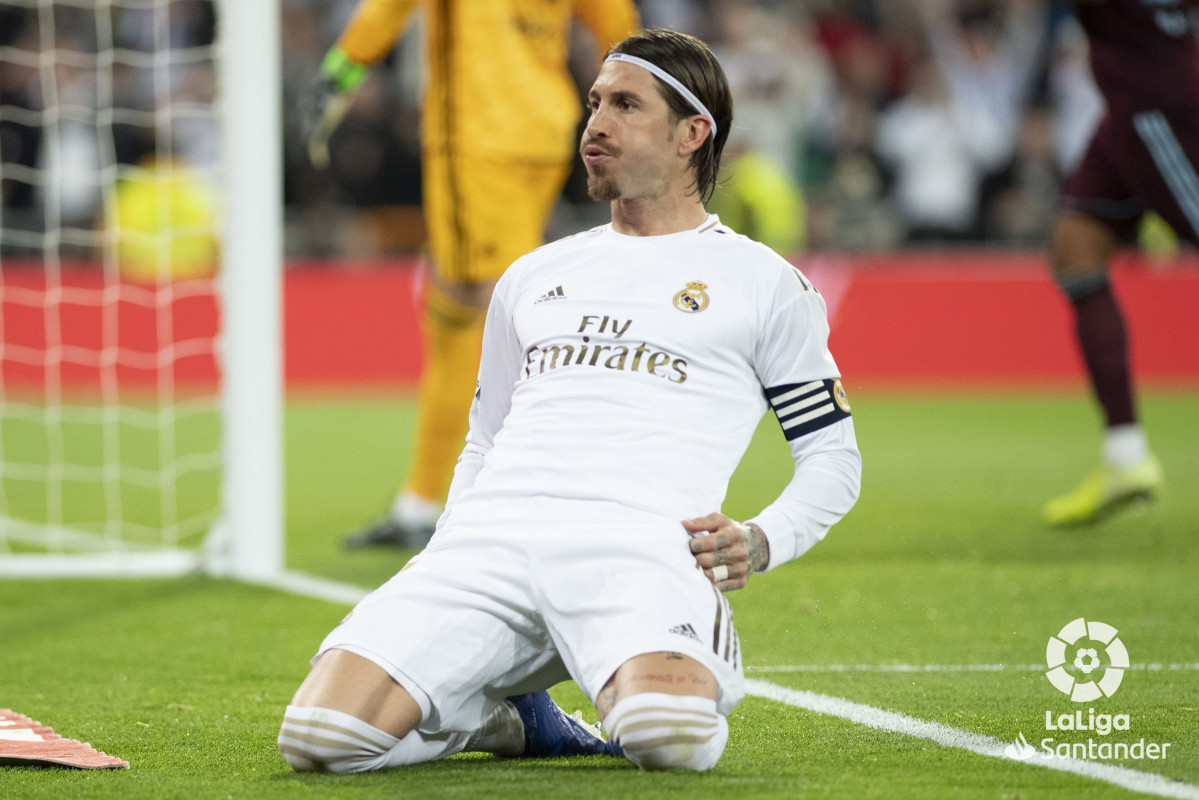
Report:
279,29,861,773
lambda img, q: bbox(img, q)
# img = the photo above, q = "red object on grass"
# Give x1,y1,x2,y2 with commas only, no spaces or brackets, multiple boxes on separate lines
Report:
0,709,129,769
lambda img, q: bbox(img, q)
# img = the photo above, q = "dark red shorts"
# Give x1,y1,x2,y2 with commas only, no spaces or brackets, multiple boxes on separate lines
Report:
1061,106,1199,245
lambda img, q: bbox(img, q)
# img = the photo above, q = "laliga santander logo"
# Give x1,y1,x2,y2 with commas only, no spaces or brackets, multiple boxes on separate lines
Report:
1045,618,1129,702
1003,618,1171,763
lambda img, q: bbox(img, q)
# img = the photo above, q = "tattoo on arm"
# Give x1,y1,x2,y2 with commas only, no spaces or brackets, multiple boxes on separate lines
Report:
744,522,770,572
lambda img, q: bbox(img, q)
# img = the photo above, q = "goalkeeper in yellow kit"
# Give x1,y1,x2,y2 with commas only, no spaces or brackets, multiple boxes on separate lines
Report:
307,0,640,547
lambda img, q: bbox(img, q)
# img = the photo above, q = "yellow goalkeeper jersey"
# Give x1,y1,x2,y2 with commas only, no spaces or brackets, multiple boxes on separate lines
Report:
337,0,640,159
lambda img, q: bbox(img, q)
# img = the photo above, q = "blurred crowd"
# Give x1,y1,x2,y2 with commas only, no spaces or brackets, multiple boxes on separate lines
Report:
0,0,1116,262
0,1,220,271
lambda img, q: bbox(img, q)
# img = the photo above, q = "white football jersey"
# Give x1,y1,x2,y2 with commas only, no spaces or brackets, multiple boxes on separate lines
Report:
446,214,857,560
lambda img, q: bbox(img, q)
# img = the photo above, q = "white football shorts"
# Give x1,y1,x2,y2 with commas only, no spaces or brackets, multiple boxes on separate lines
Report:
315,497,745,734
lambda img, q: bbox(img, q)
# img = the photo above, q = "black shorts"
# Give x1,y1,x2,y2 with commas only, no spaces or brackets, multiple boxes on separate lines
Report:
1061,106,1199,245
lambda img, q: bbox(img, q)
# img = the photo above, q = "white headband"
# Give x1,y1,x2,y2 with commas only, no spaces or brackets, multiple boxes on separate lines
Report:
604,52,718,140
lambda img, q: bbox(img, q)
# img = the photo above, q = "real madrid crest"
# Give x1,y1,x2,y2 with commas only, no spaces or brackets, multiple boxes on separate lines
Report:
832,378,851,413
673,281,710,313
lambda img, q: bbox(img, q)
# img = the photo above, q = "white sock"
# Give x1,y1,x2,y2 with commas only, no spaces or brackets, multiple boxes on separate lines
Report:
390,491,443,527
603,693,727,771
1103,424,1148,469
463,700,525,757
279,705,470,773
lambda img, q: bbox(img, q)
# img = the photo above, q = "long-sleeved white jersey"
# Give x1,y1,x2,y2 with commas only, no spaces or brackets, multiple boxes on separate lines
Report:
444,214,861,570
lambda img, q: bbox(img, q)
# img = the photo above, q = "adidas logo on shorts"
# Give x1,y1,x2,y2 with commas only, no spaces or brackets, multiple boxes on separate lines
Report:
668,622,700,642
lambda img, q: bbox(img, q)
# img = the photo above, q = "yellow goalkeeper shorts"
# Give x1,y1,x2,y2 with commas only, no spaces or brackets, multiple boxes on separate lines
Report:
423,149,572,284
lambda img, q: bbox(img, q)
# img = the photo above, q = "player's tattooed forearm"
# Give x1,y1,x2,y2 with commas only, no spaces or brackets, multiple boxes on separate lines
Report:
745,522,770,572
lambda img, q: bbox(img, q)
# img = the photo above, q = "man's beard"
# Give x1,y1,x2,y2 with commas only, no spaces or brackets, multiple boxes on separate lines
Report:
586,171,620,202
582,140,622,201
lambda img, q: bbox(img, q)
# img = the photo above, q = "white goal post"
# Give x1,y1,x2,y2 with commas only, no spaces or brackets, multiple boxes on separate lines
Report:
211,0,283,581
0,0,283,580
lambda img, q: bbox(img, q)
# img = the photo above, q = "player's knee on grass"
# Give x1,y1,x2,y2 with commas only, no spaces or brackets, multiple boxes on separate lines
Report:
604,693,728,771
278,705,400,773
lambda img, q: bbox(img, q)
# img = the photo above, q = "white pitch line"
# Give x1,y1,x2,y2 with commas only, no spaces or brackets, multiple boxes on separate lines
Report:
259,569,370,606
747,679,1199,800
748,663,1199,673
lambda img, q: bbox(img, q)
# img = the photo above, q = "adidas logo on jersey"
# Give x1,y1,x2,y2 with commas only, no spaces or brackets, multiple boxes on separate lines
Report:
534,285,566,304
668,622,700,642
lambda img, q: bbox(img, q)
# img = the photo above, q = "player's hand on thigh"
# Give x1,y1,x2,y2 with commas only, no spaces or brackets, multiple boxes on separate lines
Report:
682,513,762,591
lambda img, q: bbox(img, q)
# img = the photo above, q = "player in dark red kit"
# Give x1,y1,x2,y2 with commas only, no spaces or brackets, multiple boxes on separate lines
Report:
1043,0,1198,526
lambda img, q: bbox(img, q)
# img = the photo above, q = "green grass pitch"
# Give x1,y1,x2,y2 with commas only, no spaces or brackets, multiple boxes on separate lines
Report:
2,389,1197,798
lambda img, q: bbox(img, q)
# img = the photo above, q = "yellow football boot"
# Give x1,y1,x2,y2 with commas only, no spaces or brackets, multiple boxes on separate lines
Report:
1043,455,1164,527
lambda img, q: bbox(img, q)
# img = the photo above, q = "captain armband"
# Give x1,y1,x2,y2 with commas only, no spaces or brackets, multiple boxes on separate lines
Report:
766,378,851,441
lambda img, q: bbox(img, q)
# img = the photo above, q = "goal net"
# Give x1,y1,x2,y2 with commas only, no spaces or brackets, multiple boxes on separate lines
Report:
0,0,282,578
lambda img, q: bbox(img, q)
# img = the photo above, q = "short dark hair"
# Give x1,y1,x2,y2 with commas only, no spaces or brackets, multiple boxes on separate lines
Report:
609,29,733,205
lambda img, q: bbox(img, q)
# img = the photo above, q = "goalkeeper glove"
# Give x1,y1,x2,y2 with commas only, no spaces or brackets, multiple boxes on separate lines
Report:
301,46,369,170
